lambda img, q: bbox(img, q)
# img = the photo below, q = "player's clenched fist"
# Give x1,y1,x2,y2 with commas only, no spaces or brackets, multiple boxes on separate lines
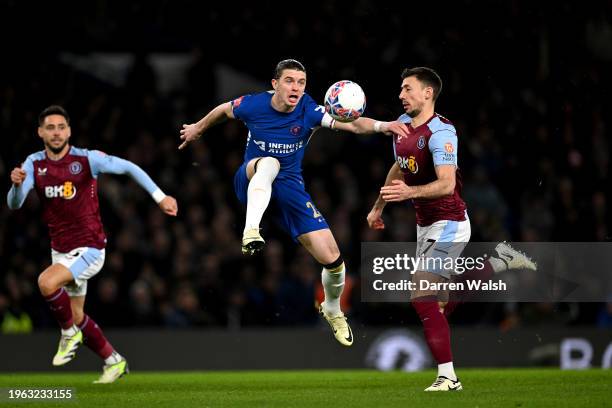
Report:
367,208,385,230
159,196,178,216
10,167,27,186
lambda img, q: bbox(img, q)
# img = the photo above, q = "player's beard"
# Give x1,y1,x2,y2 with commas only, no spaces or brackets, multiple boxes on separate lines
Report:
45,139,68,154
406,108,421,118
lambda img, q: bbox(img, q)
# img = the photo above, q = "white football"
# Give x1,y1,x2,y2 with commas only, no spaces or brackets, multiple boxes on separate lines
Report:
324,80,366,122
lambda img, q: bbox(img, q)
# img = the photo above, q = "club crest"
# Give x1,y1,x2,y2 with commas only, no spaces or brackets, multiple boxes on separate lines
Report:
417,136,426,149
290,125,302,135
69,161,82,175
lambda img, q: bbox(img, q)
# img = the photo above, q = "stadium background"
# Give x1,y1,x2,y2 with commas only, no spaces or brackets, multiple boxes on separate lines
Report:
0,1,611,370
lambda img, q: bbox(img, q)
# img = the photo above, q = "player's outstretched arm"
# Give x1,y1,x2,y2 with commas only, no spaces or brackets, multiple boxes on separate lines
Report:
367,162,403,229
88,150,178,216
334,117,409,138
7,159,34,210
178,102,235,150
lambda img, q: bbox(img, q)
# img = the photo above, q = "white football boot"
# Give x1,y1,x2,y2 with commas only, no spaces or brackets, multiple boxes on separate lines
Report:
318,303,353,347
425,376,463,391
494,242,537,271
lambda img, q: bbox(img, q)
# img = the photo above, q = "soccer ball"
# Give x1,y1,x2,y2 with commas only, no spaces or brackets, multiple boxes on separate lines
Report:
324,80,366,122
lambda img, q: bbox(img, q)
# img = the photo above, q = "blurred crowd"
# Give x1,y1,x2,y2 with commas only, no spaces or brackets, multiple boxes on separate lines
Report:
1,1,612,333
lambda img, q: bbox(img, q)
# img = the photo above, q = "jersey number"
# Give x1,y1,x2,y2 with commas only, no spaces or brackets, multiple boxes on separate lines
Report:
306,202,322,219
420,239,436,256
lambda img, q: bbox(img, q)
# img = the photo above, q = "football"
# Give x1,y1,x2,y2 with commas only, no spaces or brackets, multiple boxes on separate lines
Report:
324,80,366,122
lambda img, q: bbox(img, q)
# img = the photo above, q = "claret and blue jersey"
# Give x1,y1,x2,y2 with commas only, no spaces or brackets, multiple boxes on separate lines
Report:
393,113,467,226
7,146,162,253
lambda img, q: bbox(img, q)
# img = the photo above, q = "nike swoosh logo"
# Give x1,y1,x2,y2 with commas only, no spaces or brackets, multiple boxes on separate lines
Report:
345,327,353,343
448,384,460,390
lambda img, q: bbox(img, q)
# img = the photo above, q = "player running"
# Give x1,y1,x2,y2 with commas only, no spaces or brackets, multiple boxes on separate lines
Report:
178,59,408,346
7,105,178,383
366,67,536,391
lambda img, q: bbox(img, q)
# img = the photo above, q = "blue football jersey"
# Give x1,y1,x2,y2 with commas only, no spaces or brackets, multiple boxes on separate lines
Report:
231,91,331,178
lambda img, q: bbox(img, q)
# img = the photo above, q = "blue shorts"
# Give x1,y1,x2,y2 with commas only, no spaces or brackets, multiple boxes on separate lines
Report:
233,162,329,241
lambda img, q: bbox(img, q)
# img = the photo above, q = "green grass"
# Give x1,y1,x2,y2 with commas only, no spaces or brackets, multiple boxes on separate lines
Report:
0,369,610,407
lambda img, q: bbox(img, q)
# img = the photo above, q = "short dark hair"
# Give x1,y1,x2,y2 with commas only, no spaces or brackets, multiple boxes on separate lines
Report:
401,67,443,100
273,59,306,80
38,105,70,126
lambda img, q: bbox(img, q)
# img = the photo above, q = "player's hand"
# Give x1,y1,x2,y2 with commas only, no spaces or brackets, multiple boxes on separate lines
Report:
178,123,202,150
10,167,26,186
159,196,178,216
381,121,410,138
381,179,415,202
367,207,385,230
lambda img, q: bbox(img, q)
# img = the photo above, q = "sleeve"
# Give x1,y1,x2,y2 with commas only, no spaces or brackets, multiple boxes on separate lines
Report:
398,113,412,125
7,156,35,209
230,94,252,121
429,130,458,166
88,150,167,203
304,96,332,128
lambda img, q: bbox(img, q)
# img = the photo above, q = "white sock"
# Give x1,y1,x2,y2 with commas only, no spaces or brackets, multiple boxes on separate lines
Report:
61,325,78,337
438,361,457,381
322,263,345,316
104,351,122,365
488,257,507,273
244,158,280,233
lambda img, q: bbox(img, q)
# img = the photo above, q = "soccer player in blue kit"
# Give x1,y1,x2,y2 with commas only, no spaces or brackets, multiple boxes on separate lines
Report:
179,59,409,346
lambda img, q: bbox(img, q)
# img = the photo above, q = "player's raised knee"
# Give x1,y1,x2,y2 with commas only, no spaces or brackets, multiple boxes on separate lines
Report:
257,157,280,172
246,157,280,179
37,272,57,295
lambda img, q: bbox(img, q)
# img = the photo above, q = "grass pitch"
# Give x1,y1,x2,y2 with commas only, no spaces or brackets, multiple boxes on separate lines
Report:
0,369,610,407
